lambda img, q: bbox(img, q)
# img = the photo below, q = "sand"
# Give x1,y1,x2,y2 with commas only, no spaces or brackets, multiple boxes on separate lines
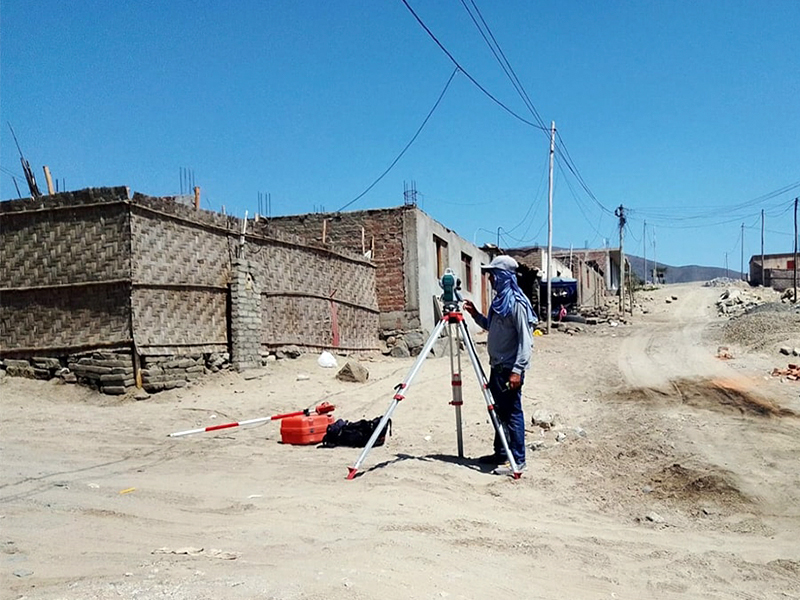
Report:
2,282,799,600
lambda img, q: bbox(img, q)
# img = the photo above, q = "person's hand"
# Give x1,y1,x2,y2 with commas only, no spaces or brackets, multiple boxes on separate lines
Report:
462,299,478,318
508,372,522,390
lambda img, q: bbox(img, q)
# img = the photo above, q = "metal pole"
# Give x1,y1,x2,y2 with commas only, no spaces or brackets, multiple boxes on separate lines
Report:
546,121,555,333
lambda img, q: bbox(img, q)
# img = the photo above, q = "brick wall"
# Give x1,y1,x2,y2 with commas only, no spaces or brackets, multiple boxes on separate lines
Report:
1,188,379,366
264,206,409,313
0,188,133,354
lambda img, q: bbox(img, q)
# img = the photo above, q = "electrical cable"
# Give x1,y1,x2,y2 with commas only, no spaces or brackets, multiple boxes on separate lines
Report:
336,67,458,212
399,0,547,130
459,0,547,131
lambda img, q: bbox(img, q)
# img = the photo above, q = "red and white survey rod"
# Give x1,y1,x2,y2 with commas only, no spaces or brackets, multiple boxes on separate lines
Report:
168,402,335,438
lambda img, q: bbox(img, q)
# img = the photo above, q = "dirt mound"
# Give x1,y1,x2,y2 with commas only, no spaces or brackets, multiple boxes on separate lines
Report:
648,462,749,505
615,377,796,417
673,377,797,417
722,308,800,351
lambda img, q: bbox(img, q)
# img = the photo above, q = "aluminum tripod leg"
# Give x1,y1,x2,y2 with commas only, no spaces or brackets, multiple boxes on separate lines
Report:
458,319,523,479
346,317,449,479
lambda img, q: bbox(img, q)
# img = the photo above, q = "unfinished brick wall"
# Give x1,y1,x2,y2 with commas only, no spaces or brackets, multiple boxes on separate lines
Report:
264,206,409,314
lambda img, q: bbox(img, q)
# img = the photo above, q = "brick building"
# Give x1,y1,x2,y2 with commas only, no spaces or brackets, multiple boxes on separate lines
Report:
263,205,491,336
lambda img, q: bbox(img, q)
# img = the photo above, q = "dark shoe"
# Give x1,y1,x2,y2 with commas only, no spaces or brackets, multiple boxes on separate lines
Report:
477,453,505,465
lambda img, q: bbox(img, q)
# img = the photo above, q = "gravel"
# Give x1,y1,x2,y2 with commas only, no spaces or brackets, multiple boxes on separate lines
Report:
723,306,800,350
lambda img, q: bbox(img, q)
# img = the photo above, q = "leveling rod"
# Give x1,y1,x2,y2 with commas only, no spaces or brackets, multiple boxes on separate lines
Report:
168,402,335,437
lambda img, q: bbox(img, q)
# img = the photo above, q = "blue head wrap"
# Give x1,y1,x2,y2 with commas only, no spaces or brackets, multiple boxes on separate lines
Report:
489,269,538,327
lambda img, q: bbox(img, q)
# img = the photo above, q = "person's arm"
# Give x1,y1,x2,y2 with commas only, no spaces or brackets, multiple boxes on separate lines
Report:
462,300,489,330
511,302,533,375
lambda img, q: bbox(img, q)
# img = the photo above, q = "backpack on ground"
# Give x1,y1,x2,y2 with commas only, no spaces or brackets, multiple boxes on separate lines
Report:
321,417,392,448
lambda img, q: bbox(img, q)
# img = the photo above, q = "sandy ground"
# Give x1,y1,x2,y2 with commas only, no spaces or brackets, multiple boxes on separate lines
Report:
2,282,800,600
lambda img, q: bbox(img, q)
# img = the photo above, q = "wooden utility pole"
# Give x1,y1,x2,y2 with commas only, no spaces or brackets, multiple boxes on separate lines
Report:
643,220,647,285
653,227,657,283
761,209,765,286
546,121,555,333
615,205,626,312
741,222,745,281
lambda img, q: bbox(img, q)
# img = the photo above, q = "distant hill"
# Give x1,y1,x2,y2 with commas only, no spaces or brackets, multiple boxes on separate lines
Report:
627,254,733,284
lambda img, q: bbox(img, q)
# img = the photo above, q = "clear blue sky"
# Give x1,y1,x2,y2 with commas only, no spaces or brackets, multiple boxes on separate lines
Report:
2,1,798,270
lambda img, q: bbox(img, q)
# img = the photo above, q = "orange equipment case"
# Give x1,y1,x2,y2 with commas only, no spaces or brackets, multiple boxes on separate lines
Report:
280,413,335,445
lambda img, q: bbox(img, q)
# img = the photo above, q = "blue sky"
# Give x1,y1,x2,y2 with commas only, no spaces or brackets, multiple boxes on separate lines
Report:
1,1,798,269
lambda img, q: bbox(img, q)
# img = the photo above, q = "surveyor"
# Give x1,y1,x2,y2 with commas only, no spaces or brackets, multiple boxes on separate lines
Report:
463,255,537,475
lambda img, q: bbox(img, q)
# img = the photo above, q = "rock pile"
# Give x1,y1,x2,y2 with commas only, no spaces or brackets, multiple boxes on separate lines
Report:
722,303,800,353
380,328,448,358
715,286,784,317
704,277,740,288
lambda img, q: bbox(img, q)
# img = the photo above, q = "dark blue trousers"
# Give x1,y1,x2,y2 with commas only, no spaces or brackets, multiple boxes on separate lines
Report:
488,368,526,465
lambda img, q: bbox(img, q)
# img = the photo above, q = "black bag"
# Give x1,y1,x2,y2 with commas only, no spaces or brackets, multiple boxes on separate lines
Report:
321,417,392,448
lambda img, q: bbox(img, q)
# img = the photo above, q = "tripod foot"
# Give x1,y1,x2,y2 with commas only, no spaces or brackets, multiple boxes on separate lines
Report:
513,472,523,480
346,467,358,480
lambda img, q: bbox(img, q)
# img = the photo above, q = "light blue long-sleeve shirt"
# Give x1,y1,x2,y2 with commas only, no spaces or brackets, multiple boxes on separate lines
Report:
473,301,533,374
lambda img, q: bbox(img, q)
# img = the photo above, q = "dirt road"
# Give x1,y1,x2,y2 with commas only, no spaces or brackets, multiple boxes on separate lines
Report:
2,282,799,599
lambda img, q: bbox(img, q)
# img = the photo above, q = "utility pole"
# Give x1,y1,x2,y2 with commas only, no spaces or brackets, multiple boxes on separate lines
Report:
761,209,765,286
741,222,745,282
615,205,626,313
794,197,798,303
546,121,555,334
725,252,729,279
653,227,657,284
643,220,647,285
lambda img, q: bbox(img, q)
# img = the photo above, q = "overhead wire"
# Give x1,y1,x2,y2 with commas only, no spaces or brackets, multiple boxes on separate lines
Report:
336,67,459,212
400,0,547,130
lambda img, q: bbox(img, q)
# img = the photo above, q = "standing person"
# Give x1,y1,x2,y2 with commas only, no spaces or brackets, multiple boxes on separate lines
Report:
463,255,537,475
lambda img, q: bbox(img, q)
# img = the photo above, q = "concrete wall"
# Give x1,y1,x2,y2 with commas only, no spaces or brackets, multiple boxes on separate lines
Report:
266,206,492,337
413,208,491,335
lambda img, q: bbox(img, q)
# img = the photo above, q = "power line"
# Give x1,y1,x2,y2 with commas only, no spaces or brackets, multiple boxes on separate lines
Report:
399,0,547,130
458,0,548,131
632,181,800,221
336,67,459,212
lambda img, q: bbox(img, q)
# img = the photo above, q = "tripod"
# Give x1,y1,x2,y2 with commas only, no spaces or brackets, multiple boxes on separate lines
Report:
346,300,523,480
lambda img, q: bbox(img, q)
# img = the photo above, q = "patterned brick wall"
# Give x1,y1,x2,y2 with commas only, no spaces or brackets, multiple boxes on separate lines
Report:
0,189,131,288
1,188,380,359
247,233,379,351
0,188,132,355
129,195,233,355
263,207,408,313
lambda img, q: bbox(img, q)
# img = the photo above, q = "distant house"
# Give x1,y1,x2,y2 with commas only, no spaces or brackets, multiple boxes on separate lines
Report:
749,253,797,290
265,205,491,336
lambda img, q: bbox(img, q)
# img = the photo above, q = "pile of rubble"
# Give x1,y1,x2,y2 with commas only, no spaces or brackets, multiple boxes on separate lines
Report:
772,364,800,381
380,328,449,358
704,277,741,288
715,285,785,317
